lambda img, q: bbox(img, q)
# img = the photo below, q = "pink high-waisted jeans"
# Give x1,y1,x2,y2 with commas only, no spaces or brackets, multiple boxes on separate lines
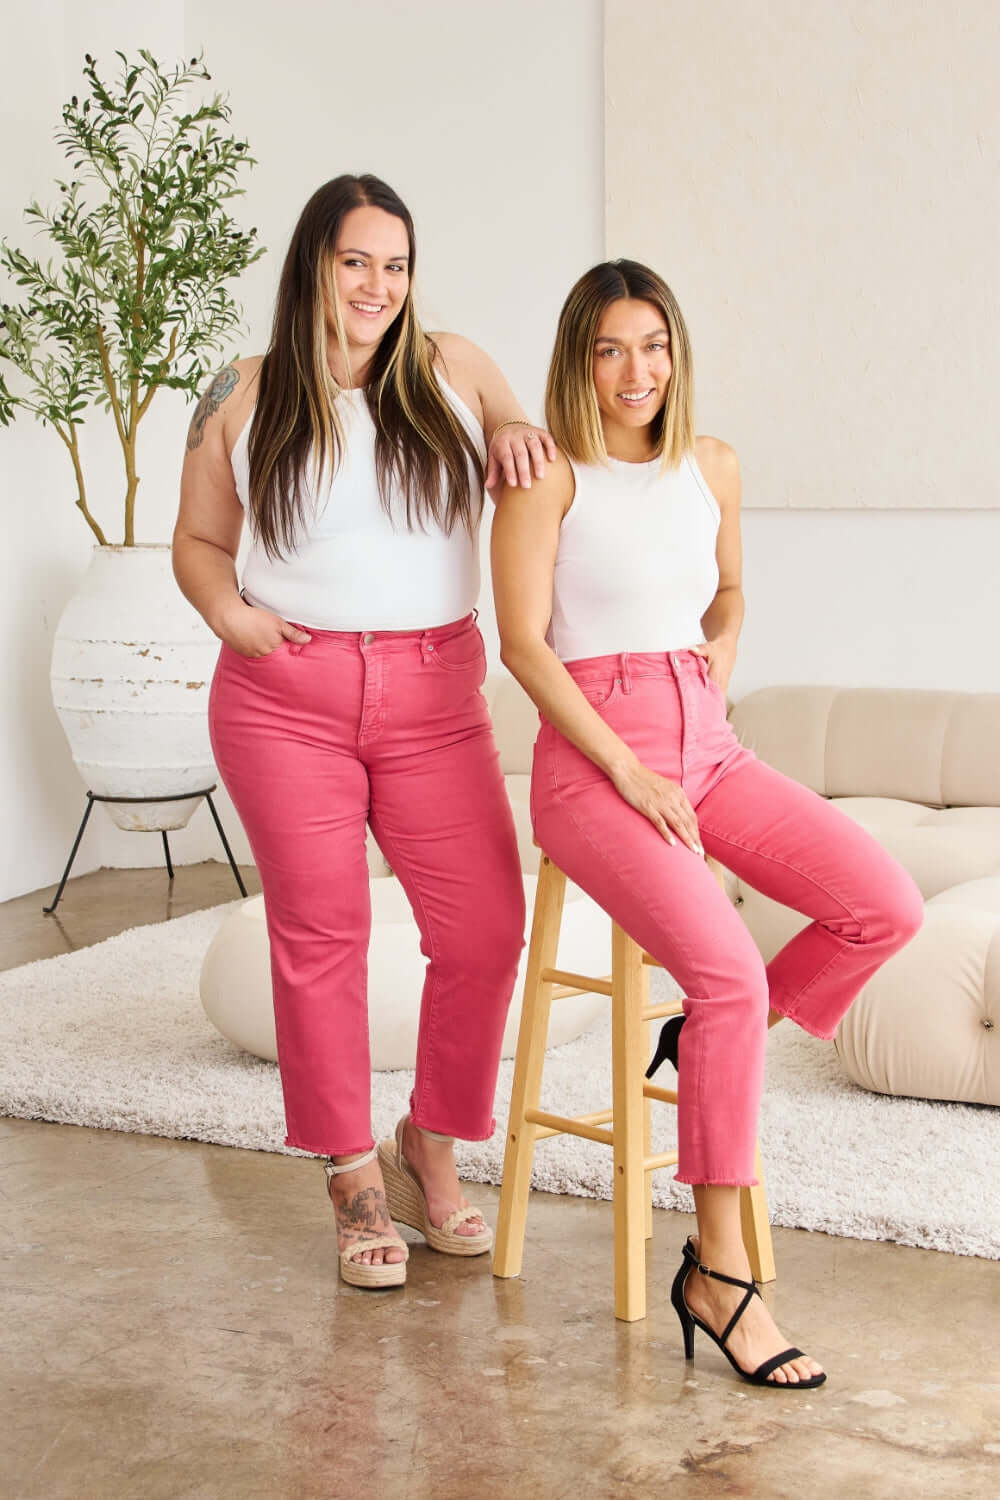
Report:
530,648,924,1186
208,612,525,1156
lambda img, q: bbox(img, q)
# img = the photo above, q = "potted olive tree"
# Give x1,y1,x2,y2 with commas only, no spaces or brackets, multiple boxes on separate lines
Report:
0,50,262,832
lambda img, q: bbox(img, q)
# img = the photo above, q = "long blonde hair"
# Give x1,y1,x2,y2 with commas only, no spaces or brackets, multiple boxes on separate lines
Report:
545,259,695,468
248,174,483,559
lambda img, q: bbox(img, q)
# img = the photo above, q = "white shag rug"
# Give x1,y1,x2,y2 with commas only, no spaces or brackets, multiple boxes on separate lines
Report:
1,901,996,1260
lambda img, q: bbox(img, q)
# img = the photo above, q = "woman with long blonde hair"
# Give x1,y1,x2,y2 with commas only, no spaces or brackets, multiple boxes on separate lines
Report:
174,174,553,1289
491,259,923,1385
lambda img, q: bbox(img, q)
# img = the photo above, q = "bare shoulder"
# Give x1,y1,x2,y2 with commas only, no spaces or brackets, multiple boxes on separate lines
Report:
495,448,575,518
425,331,489,424
427,330,493,383
186,356,263,458
428,330,477,363
694,435,741,507
229,354,265,382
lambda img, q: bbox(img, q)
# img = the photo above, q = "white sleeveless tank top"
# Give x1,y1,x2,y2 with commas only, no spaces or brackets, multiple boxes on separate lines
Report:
547,451,721,661
230,375,487,630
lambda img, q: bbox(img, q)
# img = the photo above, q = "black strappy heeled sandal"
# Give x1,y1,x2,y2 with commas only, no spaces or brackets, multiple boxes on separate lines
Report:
646,1013,685,1078
670,1236,826,1388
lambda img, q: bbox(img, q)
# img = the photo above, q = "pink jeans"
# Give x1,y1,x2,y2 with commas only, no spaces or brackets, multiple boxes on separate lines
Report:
208,612,525,1156
531,649,924,1186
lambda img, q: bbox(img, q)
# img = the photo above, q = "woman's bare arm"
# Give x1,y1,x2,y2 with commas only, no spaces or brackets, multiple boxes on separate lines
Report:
491,459,703,853
172,358,310,655
694,436,744,693
432,331,556,492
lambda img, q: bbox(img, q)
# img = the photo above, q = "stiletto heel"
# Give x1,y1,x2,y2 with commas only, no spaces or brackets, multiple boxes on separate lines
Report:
671,1236,826,1388
646,1012,684,1078
670,1263,696,1359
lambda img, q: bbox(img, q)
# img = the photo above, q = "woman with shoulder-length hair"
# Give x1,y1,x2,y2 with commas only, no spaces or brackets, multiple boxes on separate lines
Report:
173,173,553,1289
491,259,923,1386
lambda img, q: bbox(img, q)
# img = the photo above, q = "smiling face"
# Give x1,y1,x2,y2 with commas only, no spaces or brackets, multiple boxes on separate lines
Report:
591,297,672,450
326,204,411,375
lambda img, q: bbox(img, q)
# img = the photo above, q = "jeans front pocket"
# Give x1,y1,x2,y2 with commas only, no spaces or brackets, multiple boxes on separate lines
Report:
576,675,622,711
241,642,293,663
426,624,486,674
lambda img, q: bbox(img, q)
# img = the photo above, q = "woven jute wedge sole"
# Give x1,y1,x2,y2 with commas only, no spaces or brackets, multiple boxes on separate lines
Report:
378,1118,493,1257
338,1235,409,1288
324,1148,409,1288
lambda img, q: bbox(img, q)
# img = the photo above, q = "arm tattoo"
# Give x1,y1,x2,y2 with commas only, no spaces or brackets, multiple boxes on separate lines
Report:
186,366,239,450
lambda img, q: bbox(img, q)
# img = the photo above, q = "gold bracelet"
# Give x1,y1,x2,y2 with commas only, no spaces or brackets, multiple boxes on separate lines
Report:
490,418,534,444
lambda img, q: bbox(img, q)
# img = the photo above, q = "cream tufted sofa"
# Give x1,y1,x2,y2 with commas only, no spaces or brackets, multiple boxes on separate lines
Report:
726,686,1000,1107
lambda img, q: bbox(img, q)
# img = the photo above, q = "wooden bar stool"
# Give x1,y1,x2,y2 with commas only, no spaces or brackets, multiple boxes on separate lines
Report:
493,846,776,1322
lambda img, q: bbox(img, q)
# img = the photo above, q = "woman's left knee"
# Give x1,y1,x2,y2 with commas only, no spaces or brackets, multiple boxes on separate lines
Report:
879,870,924,949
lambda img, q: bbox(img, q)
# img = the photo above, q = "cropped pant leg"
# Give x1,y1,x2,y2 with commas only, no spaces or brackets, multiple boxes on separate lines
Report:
208,612,525,1155
531,648,923,1185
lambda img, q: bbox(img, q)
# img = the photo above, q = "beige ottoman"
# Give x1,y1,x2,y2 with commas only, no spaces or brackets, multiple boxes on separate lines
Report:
200,871,608,1070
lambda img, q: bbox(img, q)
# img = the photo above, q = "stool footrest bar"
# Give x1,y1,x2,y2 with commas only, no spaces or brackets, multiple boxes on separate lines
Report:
524,1108,615,1146
644,1151,679,1172
641,1002,685,1022
528,1106,614,1141
643,1082,678,1105
540,968,614,997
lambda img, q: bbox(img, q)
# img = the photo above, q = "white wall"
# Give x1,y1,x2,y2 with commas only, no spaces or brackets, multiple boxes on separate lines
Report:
606,0,1000,702
738,509,1000,697
0,0,604,901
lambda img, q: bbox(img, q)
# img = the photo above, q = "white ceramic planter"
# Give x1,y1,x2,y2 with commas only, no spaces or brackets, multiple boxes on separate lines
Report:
49,544,220,831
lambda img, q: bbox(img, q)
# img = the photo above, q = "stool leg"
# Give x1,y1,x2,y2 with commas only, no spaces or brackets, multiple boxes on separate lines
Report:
641,963,653,1241
741,1144,776,1284
612,924,648,1322
493,856,567,1280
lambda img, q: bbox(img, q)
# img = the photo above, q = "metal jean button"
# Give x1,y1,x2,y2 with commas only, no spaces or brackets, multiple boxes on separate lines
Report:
362,633,375,645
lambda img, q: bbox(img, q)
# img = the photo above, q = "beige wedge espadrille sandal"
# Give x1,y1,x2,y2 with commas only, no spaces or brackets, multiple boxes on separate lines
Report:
324,1145,409,1288
377,1116,493,1256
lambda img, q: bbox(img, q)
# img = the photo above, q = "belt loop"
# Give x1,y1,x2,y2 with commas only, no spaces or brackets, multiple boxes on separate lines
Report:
620,652,632,693
420,628,433,664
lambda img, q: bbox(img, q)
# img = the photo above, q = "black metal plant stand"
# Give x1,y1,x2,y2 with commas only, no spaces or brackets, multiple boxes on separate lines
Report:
42,786,248,915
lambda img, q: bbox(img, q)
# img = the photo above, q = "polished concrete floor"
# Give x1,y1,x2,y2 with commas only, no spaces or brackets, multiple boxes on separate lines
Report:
3,862,998,1499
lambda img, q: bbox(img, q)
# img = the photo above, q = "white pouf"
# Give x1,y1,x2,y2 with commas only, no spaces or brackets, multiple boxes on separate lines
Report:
200,873,610,1070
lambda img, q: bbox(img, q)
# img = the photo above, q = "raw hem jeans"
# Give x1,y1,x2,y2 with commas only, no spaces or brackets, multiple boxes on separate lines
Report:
530,649,924,1187
208,612,525,1156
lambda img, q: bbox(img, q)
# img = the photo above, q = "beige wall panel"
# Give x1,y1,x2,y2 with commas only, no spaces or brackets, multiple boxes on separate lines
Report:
606,1,1000,508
